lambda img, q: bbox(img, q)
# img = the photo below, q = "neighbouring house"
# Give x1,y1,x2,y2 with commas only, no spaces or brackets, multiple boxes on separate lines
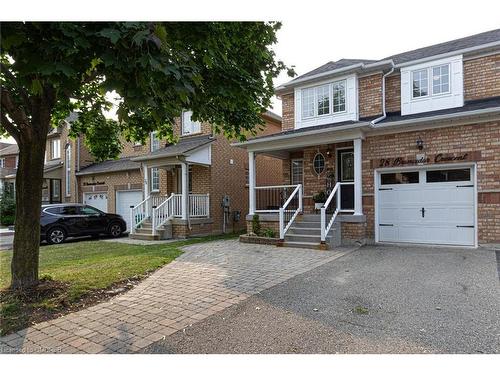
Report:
235,29,500,249
0,143,18,195
75,111,283,239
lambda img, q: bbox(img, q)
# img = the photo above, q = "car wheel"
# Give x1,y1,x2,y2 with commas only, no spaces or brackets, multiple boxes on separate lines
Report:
47,227,66,245
108,223,123,238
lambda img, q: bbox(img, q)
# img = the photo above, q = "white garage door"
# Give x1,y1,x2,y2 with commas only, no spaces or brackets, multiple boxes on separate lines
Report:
377,167,475,246
83,193,108,212
116,190,143,232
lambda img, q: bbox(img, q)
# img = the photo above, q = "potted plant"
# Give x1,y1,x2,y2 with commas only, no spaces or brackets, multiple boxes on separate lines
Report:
312,191,327,210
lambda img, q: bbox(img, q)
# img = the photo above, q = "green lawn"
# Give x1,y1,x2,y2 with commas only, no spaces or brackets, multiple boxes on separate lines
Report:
0,233,240,335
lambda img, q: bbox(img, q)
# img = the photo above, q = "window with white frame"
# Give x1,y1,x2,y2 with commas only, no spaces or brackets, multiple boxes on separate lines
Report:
151,167,160,191
412,63,450,99
412,69,428,98
432,64,450,95
291,159,303,185
301,80,346,120
0,158,4,168
182,111,202,135
150,132,160,152
51,138,61,159
65,144,71,196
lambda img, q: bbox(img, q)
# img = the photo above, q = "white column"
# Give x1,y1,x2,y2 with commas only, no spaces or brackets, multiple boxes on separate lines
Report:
353,138,363,215
142,164,149,199
248,151,256,215
181,162,188,220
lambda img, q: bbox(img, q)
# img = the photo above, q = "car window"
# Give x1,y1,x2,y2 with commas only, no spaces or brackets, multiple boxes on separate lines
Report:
60,206,80,215
80,206,102,216
45,207,61,215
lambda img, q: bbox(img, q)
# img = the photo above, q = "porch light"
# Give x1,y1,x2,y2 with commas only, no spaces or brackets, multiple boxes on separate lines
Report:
416,138,424,150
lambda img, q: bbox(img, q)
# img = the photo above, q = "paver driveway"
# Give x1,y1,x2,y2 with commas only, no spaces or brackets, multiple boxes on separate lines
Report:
0,239,352,353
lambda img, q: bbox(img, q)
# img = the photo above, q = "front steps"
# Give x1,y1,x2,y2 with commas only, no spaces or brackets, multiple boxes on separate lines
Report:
129,219,172,240
282,214,341,250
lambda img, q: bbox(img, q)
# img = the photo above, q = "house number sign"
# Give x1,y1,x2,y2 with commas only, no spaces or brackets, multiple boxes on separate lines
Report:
379,153,468,167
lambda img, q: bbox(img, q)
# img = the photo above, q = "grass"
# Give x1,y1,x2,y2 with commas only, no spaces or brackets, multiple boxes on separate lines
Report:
0,232,240,335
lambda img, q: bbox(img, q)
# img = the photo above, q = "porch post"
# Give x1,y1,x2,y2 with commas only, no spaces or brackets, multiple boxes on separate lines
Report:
353,138,363,215
142,163,149,199
248,151,256,215
181,162,188,220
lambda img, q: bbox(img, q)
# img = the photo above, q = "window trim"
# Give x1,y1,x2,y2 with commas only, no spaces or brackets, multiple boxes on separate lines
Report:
150,167,160,192
411,63,451,100
301,79,347,120
181,111,202,136
51,138,61,159
290,158,304,186
150,132,160,152
312,153,325,175
0,158,4,168
65,144,71,197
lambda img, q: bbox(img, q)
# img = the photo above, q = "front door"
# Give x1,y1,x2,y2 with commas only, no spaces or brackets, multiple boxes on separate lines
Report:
337,149,354,210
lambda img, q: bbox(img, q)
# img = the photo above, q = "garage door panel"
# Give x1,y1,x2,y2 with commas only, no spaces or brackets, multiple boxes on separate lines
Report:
377,167,475,246
84,193,108,213
116,190,143,232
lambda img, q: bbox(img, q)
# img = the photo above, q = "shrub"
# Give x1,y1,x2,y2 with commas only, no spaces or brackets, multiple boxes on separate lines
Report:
262,228,276,238
0,191,15,226
312,191,327,203
251,214,261,236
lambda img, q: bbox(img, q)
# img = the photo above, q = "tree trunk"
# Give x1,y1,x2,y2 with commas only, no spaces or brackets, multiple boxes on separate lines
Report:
10,119,49,289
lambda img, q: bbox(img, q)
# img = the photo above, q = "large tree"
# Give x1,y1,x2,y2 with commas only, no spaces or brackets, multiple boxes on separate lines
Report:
0,22,292,289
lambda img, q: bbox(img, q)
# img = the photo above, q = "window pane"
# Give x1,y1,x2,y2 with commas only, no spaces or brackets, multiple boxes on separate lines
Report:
61,206,79,215
332,80,346,112
316,85,330,115
432,64,450,94
412,69,428,98
313,154,325,174
151,167,160,190
301,88,315,118
80,206,101,215
46,207,61,215
426,169,470,183
182,111,201,135
150,132,160,151
291,160,303,185
381,172,419,185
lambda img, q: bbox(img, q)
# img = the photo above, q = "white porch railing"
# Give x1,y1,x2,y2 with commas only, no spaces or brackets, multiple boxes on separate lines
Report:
320,182,355,242
172,194,183,217
279,184,303,239
189,193,210,217
130,196,151,234
152,193,175,235
255,185,299,213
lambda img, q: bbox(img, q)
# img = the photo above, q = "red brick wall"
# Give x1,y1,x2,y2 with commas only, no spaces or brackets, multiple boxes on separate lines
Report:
281,93,295,131
358,73,382,118
362,121,500,244
463,54,500,101
2,155,17,168
385,74,401,113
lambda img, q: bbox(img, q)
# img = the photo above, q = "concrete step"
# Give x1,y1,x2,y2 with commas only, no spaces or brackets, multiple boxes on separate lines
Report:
281,241,326,250
288,227,322,235
129,233,163,241
299,214,321,222
291,221,321,229
135,227,166,235
284,234,330,244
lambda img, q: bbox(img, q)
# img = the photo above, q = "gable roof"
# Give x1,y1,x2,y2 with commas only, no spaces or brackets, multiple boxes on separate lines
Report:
132,135,214,162
279,29,500,91
0,143,19,157
76,157,140,176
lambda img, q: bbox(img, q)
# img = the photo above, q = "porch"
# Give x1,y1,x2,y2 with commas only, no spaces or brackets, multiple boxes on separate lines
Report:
240,127,366,249
129,136,213,239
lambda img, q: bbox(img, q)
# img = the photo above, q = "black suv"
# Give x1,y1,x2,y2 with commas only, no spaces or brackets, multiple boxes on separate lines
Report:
41,204,127,244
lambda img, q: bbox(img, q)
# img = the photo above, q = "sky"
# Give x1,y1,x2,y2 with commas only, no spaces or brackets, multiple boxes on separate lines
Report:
2,0,499,143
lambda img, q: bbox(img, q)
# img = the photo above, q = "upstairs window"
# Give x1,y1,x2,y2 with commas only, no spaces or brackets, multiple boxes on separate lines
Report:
51,138,61,159
150,132,160,152
182,111,202,135
432,64,450,95
412,63,450,99
0,158,4,168
412,69,428,98
301,80,346,120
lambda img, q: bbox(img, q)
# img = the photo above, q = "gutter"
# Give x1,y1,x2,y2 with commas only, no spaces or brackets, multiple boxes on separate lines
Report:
370,63,395,127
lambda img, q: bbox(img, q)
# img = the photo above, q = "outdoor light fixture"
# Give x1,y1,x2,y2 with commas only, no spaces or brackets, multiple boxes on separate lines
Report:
416,138,424,150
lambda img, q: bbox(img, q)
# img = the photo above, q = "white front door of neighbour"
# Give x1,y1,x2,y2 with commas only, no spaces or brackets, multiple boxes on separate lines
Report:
377,166,475,246
83,192,108,213
116,190,143,232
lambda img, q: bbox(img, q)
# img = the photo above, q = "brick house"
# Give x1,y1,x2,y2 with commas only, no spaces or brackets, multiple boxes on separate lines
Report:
236,29,500,249
74,111,282,239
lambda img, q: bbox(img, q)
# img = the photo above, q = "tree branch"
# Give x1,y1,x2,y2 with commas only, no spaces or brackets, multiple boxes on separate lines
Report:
0,85,30,132
0,63,32,110
1,111,20,143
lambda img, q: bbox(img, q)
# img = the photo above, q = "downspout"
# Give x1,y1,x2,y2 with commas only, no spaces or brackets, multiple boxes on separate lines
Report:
370,63,395,128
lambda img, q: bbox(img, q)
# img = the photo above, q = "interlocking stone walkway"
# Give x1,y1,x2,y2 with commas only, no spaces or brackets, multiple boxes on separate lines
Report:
0,240,352,354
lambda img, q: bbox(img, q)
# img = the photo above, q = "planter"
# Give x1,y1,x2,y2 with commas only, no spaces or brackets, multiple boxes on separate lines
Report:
314,202,324,210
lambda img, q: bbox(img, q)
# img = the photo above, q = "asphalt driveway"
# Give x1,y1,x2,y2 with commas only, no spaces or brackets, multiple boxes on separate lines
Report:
145,245,500,354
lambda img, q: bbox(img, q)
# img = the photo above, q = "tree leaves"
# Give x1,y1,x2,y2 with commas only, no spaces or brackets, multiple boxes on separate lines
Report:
97,28,121,44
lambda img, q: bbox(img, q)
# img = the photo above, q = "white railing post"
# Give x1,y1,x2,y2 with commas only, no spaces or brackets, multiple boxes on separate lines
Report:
298,184,303,213
181,163,188,220
354,138,363,215
320,207,326,242
279,207,284,240
206,193,210,217
152,207,157,236
248,151,256,215
130,205,135,234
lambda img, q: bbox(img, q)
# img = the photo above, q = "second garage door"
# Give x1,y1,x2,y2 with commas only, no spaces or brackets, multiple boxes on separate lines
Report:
377,166,475,246
116,190,143,232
